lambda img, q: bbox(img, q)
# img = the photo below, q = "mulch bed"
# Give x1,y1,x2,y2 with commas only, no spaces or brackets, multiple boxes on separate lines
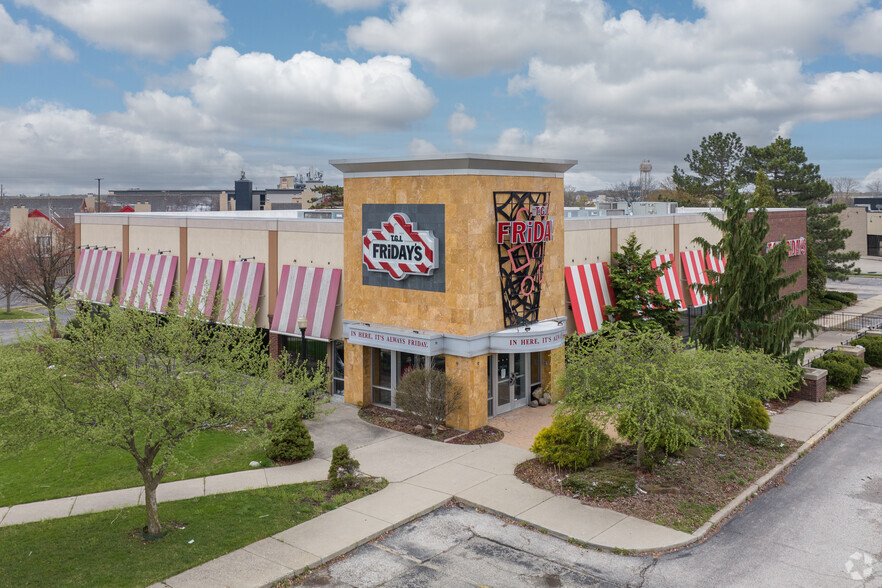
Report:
515,432,800,533
358,405,503,445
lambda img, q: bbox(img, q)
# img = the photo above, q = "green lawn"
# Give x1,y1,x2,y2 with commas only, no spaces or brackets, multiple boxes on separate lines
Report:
0,428,268,506
0,308,45,320
0,479,386,588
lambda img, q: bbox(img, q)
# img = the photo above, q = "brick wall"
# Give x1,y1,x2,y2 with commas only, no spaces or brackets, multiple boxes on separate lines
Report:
765,209,808,306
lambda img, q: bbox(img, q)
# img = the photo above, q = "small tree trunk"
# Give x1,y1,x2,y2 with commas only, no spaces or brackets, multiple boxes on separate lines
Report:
636,438,647,471
47,304,58,338
137,457,162,536
5,294,10,314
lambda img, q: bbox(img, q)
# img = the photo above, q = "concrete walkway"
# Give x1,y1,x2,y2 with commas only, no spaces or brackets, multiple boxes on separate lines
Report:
2,373,881,587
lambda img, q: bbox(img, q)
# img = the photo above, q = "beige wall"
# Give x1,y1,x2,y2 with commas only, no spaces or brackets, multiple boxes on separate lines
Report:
678,216,724,253
128,225,181,257
79,220,124,252
564,221,612,265
615,221,675,253
343,174,565,337
839,206,868,256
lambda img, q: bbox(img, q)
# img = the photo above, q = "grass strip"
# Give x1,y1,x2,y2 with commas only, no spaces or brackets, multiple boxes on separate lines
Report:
0,428,267,506
0,479,386,588
0,309,45,320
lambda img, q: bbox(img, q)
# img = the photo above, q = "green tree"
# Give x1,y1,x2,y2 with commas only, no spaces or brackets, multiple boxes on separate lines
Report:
805,244,827,301
1,301,325,536
692,188,815,358
672,131,745,203
606,233,681,335
806,202,859,281
741,136,832,207
562,325,799,467
311,185,343,209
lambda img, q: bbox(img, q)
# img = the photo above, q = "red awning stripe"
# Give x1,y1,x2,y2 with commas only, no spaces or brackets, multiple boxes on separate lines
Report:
565,262,616,335
121,253,178,312
651,253,686,311
680,250,710,307
271,265,342,340
72,249,121,304
179,257,222,318
706,253,727,275
219,260,264,326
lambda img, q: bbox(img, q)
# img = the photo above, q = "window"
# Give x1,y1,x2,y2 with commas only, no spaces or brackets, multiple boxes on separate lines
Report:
332,340,344,396
371,348,392,406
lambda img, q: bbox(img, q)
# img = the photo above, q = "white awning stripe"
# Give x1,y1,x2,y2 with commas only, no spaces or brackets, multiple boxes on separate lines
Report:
651,253,686,311
121,253,178,312
680,250,710,307
271,265,342,341
72,249,121,304
565,262,615,335
219,260,264,326
179,257,222,319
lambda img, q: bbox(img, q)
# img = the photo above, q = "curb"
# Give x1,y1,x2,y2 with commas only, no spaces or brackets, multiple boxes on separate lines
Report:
671,377,882,552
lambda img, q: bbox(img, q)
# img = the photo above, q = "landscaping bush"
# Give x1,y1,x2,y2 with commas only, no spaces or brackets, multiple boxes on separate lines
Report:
811,351,865,390
328,444,360,490
394,368,463,435
824,291,857,305
266,415,314,462
531,413,611,470
852,335,882,367
732,395,770,430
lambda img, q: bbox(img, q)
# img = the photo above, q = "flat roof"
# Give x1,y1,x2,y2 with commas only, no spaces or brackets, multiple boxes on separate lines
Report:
329,153,577,178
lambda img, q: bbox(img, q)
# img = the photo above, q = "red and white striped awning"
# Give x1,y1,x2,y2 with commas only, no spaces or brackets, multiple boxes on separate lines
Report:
271,265,342,340
652,253,686,311
680,250,710,307
565,262,616,335
219,260,264,326
121,253,178,312
179,258,223,319
706,253,726,275
72,249,122,304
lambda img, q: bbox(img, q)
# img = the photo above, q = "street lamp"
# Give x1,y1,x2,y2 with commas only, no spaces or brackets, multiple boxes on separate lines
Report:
297,315,308,363
94,178,103,213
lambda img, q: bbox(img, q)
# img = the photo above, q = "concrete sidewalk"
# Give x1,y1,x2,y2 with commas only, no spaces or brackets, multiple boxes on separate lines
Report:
3,374,881,588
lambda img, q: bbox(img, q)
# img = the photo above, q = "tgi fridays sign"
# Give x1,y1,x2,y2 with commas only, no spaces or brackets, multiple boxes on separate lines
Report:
363,213,439,281
766,237,807,257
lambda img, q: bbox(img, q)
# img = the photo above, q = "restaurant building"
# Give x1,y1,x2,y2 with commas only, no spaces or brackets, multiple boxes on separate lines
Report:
73,154,807,430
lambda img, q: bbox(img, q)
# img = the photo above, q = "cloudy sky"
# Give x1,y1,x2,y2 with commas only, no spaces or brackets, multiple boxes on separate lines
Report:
1,0,881,195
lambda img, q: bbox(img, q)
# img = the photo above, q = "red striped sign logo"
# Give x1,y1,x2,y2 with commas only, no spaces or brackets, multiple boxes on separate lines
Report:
363,213,438,281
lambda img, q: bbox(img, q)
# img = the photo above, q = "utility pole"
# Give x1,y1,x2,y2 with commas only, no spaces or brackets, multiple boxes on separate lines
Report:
94,177,103,213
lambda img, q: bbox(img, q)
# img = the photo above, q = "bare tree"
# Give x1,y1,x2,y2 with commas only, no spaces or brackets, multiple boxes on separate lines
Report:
394,368,463,435
829,176,862,202
6,225,75,336
0,236,17,313
865,178,882,196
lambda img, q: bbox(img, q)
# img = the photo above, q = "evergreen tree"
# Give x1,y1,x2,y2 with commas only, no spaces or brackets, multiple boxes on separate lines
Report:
606,233,681,335
692,187,815,359
672,131,745,203
740,137,832,207
806,202,859,281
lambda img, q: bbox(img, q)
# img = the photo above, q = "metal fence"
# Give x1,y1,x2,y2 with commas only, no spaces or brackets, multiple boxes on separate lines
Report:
810,310,882,332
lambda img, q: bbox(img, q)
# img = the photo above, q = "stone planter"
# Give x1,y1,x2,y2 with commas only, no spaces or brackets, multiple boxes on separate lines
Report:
837,345,866,361
792,367,827,402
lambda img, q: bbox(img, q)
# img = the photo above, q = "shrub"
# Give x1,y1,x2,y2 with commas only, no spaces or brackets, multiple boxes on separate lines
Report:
394,368,463,435
811,351,864,390
328,444,360,490
531,413,611,470
266,414,314,462
852,335,882,367
732,395,770,430
824,291,857,305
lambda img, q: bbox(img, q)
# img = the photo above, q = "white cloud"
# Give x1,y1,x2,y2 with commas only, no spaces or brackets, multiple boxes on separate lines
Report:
319,0,387,12
0,102,243,193
186,48,436,134
0,4,72,63
16,0,226,60
347,0,607,76
446,103,476,144
842,7,882,56
408,138,440,155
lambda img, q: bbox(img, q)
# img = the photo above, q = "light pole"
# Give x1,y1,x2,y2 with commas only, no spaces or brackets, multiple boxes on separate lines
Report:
94,178,103,212
297,315,308,365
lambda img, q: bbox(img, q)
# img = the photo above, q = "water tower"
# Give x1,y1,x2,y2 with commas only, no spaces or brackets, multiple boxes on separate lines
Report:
639,160,652,201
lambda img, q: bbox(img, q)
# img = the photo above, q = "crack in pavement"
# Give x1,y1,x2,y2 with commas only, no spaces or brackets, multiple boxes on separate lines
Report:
636,558,658,588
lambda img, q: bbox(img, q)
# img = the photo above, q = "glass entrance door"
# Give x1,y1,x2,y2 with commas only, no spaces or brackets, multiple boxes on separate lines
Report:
492,353,532,415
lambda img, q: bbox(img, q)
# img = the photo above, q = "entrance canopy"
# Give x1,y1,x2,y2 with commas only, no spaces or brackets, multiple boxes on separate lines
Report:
343,317,567,358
